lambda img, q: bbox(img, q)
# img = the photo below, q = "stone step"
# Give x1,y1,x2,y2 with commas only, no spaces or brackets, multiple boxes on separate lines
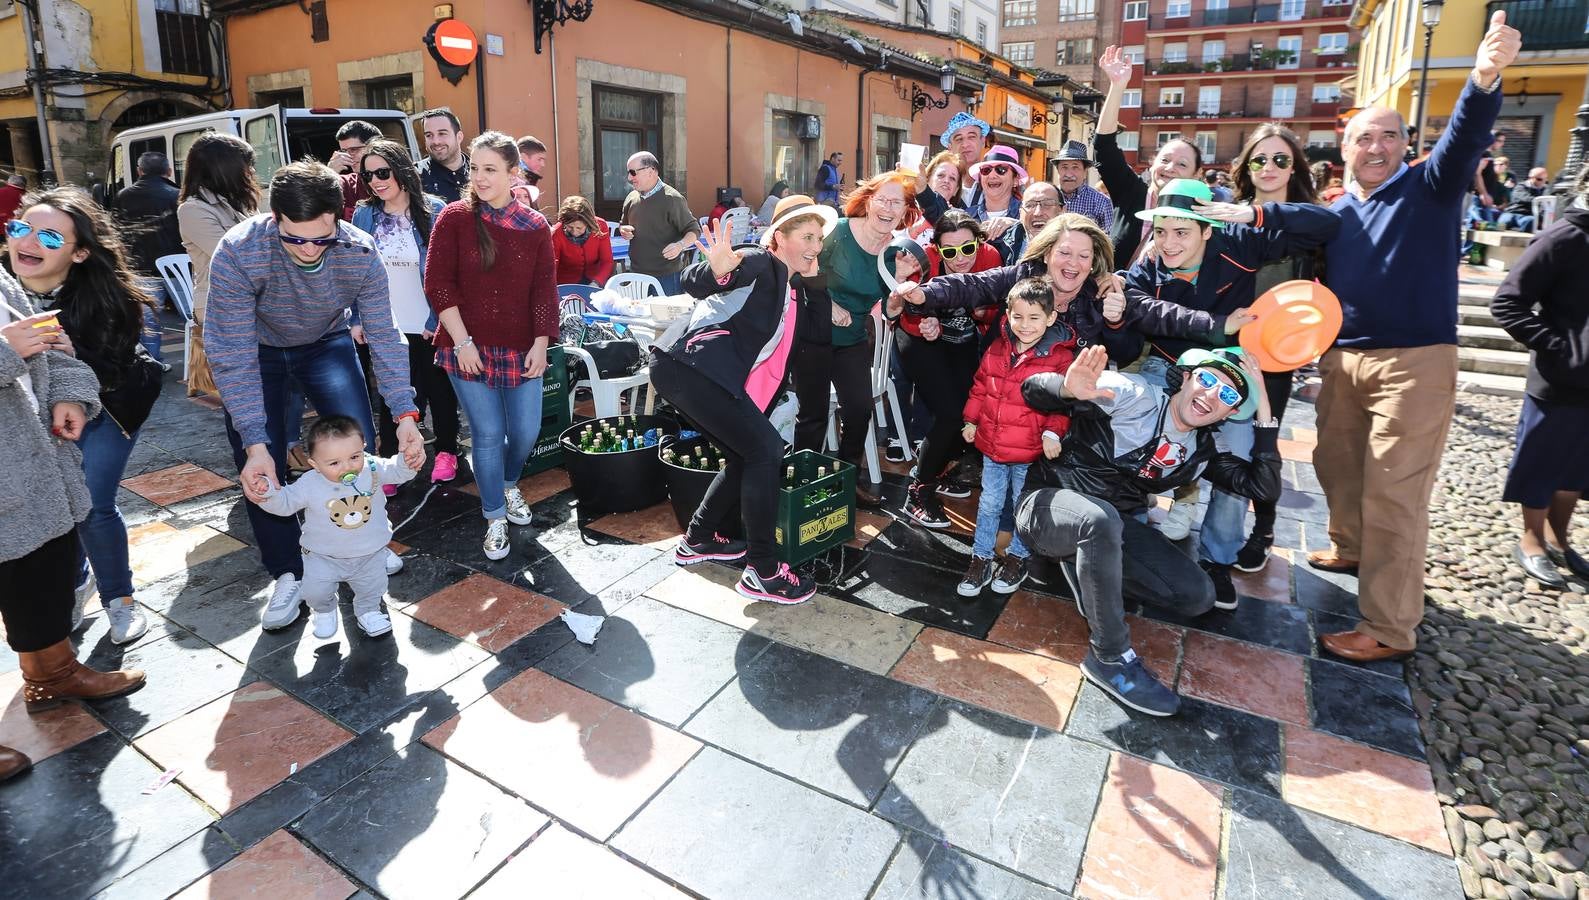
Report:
1458,323,1525,352
1459,345,1529,379
1458,304,1498,327
1459,283,1498,302
1456,370,1526,399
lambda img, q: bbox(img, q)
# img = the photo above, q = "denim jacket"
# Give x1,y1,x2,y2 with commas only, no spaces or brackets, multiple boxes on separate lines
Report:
350,195,446,332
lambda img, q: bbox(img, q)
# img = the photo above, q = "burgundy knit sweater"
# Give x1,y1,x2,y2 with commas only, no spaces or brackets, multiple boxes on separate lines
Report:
424,201,559,351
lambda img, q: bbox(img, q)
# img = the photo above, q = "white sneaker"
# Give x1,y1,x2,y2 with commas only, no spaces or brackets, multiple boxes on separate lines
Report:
384,548,404,575
484,519,511,560
357,610,393,637
504,486,533,526
72,575,95,631
261,574,303,630
312,608,339,640
1157,500,1197,542
107,598,149,645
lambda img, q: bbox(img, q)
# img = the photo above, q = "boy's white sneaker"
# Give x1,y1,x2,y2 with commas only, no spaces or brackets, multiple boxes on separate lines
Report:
357,610,393,637
311,608,339,640
384,548,404,575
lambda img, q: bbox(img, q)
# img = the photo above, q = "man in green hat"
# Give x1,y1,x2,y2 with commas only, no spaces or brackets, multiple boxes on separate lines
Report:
1124,176,1339,606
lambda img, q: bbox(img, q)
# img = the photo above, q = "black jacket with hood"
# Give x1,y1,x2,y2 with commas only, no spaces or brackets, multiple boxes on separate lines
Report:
1019,369,1281,516
1491,206,1589,405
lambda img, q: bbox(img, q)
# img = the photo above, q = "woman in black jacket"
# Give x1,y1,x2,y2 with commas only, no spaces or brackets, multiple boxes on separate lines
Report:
650,195,837,606
4,187,159,644
1491,171,1589,587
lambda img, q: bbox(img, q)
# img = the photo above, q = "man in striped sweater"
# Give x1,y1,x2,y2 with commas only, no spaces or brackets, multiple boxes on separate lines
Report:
207,161,423,626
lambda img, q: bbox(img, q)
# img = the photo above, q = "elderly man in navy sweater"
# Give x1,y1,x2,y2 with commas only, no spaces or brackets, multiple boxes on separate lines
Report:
1311,12,1521,663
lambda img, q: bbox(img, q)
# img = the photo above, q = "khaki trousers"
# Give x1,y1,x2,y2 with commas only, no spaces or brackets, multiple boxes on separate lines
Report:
1313,344,1457,650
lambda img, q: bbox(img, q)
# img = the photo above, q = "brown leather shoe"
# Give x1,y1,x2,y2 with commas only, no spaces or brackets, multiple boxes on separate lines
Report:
17,639,146,713
1319,630,1412,662
1307,550,1360,575
0,745,31,782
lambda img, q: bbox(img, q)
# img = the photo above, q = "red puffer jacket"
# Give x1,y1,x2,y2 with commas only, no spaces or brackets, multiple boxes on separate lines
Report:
963,319,1077,464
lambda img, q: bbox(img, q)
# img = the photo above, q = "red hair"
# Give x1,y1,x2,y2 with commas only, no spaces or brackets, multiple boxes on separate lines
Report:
842,169,921,230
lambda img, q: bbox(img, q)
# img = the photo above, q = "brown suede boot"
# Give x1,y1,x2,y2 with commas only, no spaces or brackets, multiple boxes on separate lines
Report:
18,640,145,712
0,745,31,781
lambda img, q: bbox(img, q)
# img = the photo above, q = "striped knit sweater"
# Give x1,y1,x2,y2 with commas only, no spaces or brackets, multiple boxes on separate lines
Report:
206,214,417,447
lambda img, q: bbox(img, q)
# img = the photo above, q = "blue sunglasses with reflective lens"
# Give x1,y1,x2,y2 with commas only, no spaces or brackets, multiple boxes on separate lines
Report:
5,219,67,250
1194,369,1241,408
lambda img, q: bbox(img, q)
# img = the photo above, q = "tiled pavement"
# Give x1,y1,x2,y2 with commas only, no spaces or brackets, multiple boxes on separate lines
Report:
0,332,1462,899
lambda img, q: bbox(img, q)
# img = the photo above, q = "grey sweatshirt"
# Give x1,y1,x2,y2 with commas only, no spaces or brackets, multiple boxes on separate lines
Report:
256,455,418,559
0,268,103,564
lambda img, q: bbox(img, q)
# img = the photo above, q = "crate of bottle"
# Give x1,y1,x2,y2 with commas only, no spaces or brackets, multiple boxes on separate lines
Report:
542,344,568,413
775,450,856,566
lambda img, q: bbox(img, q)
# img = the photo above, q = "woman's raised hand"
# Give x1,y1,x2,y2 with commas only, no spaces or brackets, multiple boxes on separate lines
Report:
695,216,743,279
1099,46,1132,86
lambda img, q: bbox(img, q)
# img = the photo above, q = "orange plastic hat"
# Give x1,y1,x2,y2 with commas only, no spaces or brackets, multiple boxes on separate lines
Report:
1239,280,1343,372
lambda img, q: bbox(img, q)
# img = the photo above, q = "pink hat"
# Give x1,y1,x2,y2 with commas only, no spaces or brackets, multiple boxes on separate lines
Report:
967,145,1030,185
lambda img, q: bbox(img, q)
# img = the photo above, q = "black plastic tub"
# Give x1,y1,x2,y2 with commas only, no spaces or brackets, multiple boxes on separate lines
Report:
559,415,670,514
660,435,742,538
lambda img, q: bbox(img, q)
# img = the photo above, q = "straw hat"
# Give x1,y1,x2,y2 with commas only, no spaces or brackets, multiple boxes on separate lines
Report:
760,194,839,246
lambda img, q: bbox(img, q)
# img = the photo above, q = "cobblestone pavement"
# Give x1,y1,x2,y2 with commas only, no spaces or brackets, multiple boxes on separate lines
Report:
0,304,1512,898
1413,277,1589,900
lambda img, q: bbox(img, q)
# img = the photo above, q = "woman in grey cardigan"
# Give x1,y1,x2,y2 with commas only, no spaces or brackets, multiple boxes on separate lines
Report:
0,266,146,782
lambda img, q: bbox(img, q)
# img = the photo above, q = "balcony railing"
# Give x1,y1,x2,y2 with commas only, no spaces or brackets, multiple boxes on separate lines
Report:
1145,49,1355,75
1140,100,1338,120
1148,1,1351,29
1485,0,1588,52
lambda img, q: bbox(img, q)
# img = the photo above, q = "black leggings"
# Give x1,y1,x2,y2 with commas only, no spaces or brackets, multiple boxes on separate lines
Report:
792,339,874,477
0,529,77,652
895,331,979,486
361,334,461,456
1251,369,1294,537
650,354,785,573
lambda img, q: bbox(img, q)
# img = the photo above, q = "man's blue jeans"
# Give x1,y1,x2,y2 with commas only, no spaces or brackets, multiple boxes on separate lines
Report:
76,412,140,604
1497,212,1534,232
973,457,1030,559
449,375,543,520
138,278,166,361
223,331,376,579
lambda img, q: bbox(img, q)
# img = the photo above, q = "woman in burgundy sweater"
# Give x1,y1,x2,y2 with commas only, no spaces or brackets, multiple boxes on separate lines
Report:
425,131,559,561
551,195,614,286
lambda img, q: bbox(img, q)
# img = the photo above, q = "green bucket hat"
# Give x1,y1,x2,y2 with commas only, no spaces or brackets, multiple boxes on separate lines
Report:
1175,347,1260,421
1134,178,1223,227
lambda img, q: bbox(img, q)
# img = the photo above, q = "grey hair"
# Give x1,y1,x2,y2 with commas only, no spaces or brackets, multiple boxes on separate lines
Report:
1343,107,1409,145
628,151,660,171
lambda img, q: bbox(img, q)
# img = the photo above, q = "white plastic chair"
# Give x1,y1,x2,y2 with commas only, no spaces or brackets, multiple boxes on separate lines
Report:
605,272,665,301
720,206,753,244
825,307,913,485
155,254,197,382
565,343,651,420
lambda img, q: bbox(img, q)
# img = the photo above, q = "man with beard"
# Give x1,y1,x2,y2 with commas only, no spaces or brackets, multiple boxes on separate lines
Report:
416,108,469,204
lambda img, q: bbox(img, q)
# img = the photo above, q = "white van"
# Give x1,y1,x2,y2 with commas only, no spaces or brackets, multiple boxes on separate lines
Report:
107,106,424,203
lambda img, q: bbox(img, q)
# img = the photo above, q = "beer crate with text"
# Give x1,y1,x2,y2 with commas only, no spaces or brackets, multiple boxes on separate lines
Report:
775,450,856,565
523,344,570,477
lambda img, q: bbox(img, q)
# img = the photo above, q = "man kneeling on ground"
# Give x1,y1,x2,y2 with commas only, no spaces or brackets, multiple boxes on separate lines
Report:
1016,344,1280,716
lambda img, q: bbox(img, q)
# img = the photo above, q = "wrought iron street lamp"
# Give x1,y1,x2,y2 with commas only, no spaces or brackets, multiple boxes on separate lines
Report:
1412,0,1445,155
911,65,957,120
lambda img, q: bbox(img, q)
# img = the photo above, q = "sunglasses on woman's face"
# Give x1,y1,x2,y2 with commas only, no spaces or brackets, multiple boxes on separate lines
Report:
278,233,340,247
5,219,68,250
983,164,1012,176
1194,369,1242,408
359,167,394,183
938,239,980,260
1248,153,1292,171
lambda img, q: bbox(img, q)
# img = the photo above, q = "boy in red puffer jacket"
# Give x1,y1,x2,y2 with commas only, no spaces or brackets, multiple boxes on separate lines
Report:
958,276,1077,598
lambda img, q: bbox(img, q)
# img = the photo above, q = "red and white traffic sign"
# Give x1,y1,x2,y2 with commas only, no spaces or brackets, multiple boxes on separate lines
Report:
432,19,478,67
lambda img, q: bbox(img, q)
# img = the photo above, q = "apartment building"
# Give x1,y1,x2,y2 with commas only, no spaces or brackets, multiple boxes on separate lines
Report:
997,0,1121,89
1133,0,1357,166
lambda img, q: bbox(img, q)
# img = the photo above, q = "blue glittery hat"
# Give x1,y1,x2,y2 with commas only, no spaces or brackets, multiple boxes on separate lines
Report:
940,112,991,149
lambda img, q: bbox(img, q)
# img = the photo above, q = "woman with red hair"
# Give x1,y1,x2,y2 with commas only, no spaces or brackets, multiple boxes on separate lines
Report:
792,170,919,505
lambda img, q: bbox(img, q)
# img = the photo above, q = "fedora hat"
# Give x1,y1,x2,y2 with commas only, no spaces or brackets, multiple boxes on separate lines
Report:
967,146,1030,185
1134,178,1223,226
760,194,839,246
1053,140,1094,167
1239,280,1343,372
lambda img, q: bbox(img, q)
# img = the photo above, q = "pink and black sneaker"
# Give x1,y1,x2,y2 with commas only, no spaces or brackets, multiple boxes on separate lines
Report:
735,562,816,605
674,532,749,566
431,451,459,483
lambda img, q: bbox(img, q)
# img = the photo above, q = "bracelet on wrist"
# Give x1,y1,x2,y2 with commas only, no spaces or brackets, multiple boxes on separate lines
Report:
457,336,474,347
395,411,421,425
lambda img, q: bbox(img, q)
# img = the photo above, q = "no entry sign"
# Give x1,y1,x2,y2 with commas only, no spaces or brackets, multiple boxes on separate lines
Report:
431,19,478,66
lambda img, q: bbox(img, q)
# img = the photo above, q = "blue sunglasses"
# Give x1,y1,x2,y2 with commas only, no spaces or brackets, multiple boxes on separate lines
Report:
1194,369,1242,408
5,219,68,250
